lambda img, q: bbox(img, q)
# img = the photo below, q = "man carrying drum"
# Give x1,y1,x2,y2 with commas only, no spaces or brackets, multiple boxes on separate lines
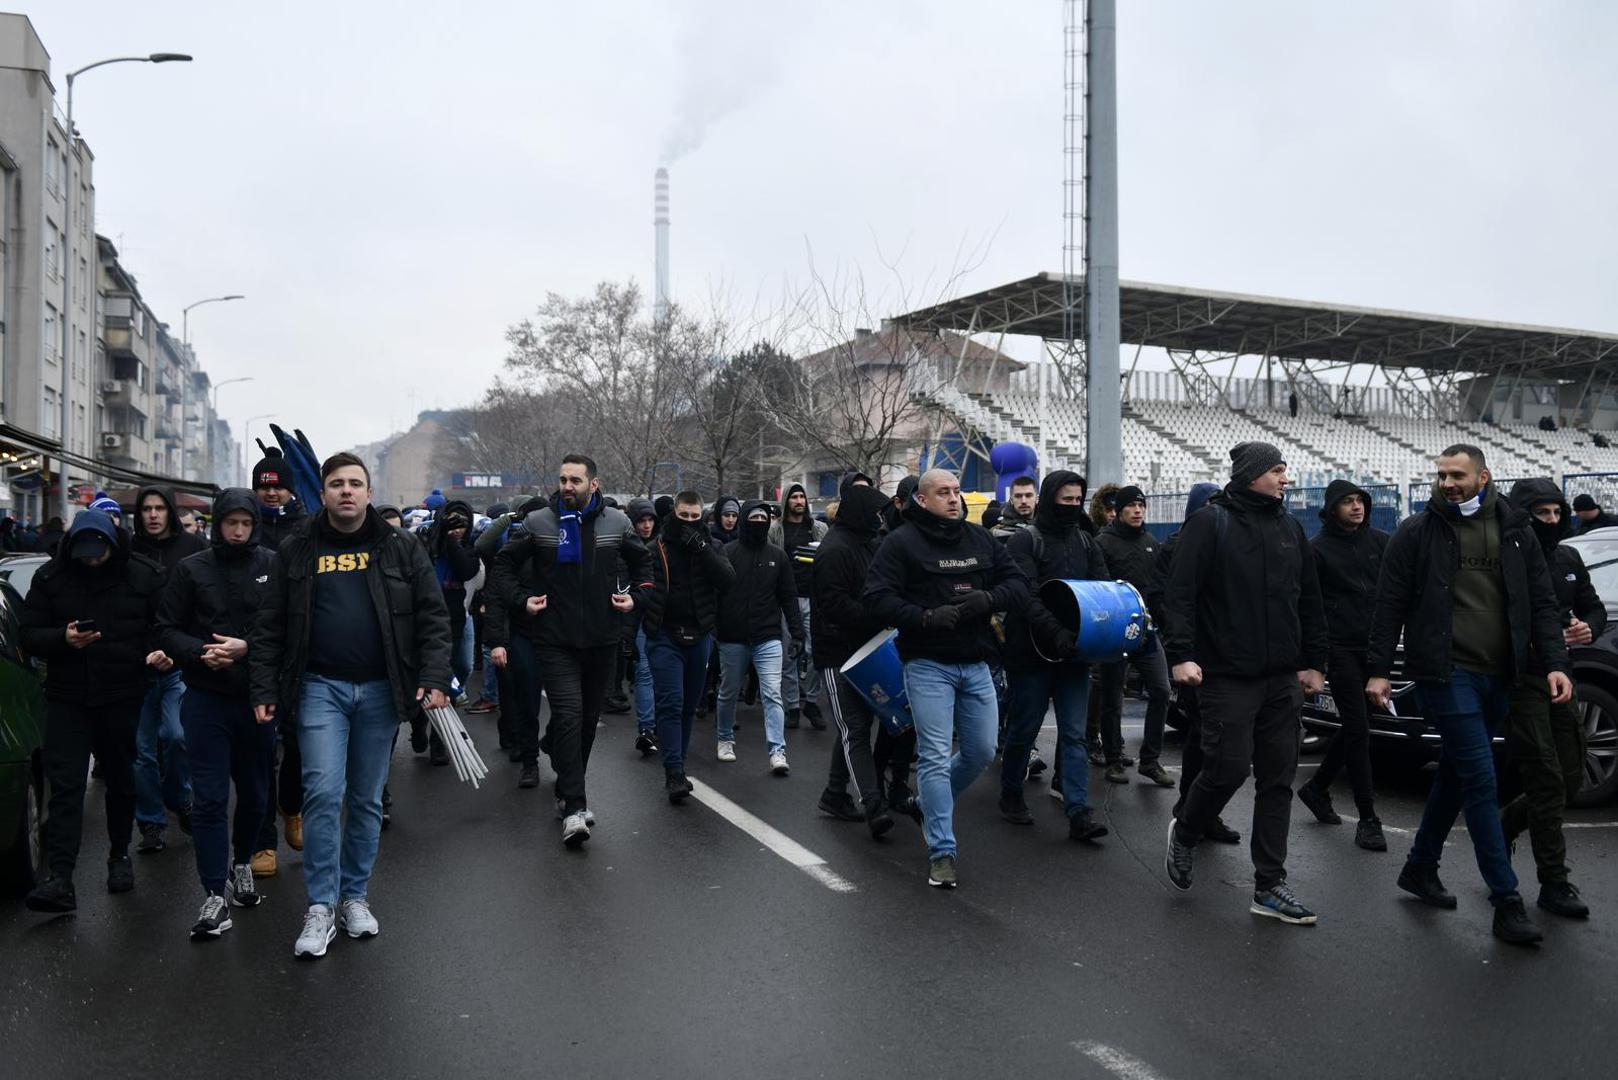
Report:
999,471,1114,844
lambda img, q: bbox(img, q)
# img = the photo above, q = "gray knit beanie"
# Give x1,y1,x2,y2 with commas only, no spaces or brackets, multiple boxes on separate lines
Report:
1230,441,1285,487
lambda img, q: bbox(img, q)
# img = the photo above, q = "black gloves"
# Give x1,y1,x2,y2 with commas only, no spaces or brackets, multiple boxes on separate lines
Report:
1053,628,1078,658
955,590,995,620
921,605,963,631
682,527,711,553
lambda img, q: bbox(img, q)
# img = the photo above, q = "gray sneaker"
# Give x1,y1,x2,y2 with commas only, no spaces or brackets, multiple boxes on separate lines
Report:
340,897,380,938
562,811,591,848
190,894,233,940
294,904,337,958
228,863,262,908
928,855,958,889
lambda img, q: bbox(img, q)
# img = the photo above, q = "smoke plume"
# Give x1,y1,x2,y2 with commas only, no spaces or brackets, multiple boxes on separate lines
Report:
661,0,782,164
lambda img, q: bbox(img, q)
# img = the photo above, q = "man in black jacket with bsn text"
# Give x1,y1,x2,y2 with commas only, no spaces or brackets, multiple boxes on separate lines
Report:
1498,477,1605,919
1163,442,1328,925
22,510,170,913
1368,447,1570,946
251,452,451,960
155,488,279,938
1296,480,1390,850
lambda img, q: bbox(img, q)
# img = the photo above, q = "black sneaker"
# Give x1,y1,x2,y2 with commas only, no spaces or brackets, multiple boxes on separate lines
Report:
634,731,658,756
1355,818,1388,852
666,771,692,804
1026,755,1048,779
1204,817,1242,844
175,803,193,836
1139,762,1176,788
381,786,393,830
1086,742,1107,767
25,875,76,914
136,822,166,854
785,709,801,730
429,732,450,767
1118,754,1135,768
1251,882,1318,925
887,781,923,824
1493,898,1544,945
817,792,864,822
1069,809,1109,842
804,701,826,729
1297,783,1343,825
1397,862,1458,909
227,863,262,908
1165,819,1194,891
865,799,894,839
998,792,1034,825
190,893,233,940
518,764,541,789
1537,882,1590,919
928,855,958,889
107,856,135,894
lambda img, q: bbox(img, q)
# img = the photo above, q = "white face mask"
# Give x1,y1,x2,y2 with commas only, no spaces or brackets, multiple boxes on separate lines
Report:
1455,490,1484,518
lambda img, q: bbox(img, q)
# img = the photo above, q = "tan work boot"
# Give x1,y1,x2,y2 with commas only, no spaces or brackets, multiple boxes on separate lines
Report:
284,813,304,851
250,848,277,878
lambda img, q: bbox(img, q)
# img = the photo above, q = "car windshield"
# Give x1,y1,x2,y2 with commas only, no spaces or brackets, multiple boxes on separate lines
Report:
1585,557,1618,605
0,557,44,599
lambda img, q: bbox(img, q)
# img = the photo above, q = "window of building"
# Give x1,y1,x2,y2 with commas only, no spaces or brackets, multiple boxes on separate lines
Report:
76,404,86,452
44,222,58,280
45,140,59,193
78,258,88,306
43,306,59,364
42,388,58,437
78,183,87,234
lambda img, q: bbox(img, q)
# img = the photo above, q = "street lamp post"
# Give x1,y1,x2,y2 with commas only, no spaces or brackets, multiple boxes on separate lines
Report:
57,51,191,521
208,377,253,488
178,294,243,479
242,413,273,488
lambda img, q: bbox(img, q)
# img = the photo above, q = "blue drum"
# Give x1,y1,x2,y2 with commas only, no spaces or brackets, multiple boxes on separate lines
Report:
839,629,914,735
1036,579,1152,663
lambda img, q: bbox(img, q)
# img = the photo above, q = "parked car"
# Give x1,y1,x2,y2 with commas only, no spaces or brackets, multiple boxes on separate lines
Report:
0,554,49,892
1301,531,1618,807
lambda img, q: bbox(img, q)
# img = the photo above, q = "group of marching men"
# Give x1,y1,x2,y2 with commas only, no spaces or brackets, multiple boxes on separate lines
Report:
18,436,1600,953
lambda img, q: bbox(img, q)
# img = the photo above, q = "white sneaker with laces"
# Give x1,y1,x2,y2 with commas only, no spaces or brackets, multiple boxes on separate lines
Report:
340,897,380,939
228,863,261,908
562,811,591,847
718,740,736,762
294,904,337,958
769,750,790,776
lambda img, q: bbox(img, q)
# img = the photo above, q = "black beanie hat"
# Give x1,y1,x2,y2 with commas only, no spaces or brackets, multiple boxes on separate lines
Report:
252,447,291,492
1230,442,1285,487
1573,494,1599,512
1114,485,1147,509
654,495,674,520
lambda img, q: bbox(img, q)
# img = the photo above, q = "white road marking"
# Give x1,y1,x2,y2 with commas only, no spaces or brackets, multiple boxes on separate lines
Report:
687,777,858,893
1072,1040,1172,1080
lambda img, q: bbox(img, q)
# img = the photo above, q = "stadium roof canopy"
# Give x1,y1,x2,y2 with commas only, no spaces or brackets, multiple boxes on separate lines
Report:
891,273,1618,383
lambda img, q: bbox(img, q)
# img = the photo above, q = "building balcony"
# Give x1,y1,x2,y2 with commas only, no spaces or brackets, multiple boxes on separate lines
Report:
99,379,142,409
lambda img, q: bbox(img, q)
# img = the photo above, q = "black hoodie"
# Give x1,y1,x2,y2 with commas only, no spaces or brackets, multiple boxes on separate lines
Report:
1309,479,1390,651
639,511,736,638
155,488,279,698
717,501,802,646
130,484,207,571
1508,478,1607,671
425,498,482,633
812,484,890,669
1003,470,1111,670
864,491,1030,664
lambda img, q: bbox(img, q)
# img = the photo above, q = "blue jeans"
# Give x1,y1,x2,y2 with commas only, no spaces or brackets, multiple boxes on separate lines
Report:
1410,670,1520,904
180,686,276,895
781,598,817,710
297,676,397,908
135,668,190,826
717,640,786,752
648,630,714,773
479,645,500,706
904,659,998,860
634,627,655,734
449,615,474,700
1001,664,1092,816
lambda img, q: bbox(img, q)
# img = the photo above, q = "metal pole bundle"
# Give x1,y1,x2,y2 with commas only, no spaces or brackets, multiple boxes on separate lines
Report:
425,705,490,787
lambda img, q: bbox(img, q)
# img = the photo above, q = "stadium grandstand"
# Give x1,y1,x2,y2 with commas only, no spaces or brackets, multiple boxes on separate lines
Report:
892,273,1618,534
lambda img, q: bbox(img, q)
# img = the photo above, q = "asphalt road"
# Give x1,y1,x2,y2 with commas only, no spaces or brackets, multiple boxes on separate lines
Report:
3,688,1615,1080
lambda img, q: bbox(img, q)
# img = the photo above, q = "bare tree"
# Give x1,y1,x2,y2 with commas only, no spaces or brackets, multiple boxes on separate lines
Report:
429,381,585,489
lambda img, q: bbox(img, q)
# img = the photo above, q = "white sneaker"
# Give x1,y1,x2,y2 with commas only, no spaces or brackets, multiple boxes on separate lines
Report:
769,751,790,776
294,904,337,958
340,897,380,939
562,811,591,847
717,740,736,762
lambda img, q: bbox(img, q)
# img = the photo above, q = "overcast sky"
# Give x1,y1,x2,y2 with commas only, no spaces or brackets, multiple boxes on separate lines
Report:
30,1,1618,461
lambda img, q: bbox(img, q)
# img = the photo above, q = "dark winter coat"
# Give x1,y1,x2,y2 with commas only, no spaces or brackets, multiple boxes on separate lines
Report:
1003,472,1111,670
129,484,207,571
1162,483,1329,678
257,499,308,551
249,506,452,722
717,502,803,646
1145,482,1220,630
639,513,736,638
1096,518,1159,595
18,510,166,705
812,485,890,670
1509,478,1607,674
1309,480,1390,652
1368,482,1567,683
154,489,278,697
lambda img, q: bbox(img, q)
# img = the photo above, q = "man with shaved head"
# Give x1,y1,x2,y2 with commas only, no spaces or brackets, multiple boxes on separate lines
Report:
865,469,1029,889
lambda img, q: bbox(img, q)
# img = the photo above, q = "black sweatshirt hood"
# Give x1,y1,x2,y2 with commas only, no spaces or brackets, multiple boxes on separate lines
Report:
1508,477,1572,553
135,484,183,543
211,488,263,554
1033,469,1091,535
835,484,889,539
780,483,809,522
59,509,130,572
1319,479,1373,529
740,499,772,547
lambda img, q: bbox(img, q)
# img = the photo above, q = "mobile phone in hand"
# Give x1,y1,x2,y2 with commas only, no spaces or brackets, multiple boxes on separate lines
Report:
76,619,99,634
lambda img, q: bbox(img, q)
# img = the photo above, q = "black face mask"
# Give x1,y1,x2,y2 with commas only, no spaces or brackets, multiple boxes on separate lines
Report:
1528,515,1561,553
742,520,770,547
1047,503,1084,529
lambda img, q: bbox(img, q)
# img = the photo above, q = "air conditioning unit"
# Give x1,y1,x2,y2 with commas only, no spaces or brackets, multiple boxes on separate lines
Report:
101,433,125,450
100,380,120,394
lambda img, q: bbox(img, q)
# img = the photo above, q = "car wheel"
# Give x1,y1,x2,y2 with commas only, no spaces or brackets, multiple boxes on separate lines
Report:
1572,683,1618,808
1,759,45,893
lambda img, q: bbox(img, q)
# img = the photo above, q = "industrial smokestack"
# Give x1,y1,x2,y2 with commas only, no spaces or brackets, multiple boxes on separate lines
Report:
654,167,670,322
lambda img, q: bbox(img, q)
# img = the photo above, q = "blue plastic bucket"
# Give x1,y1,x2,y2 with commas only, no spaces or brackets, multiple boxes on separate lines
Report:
1036,579,1152,662
839,629,914,735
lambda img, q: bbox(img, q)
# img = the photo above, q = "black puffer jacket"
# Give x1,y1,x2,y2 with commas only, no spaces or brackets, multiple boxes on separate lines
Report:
1309,479,1390,651
1163,483,1329,677
155,489,278,697
424,498,482,633
864,498,1030,664
812,484,890,669
1509,478,1607,673
716,501,802,646
1368,482,1567,683
257,499,308,551
1003,471,1111,671
1096,518,1158,595
129,484,207,571
639,513,736,637
249,507,452,722
19,510,166,705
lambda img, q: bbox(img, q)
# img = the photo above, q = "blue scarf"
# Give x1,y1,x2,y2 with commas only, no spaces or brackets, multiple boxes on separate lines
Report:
556,492,598,565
